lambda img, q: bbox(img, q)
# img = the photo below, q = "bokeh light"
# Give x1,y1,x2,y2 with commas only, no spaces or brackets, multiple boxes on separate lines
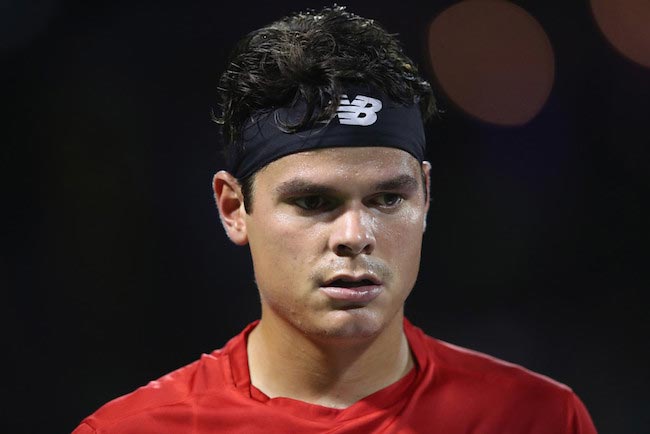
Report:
428,0,555,126
591,0,650,68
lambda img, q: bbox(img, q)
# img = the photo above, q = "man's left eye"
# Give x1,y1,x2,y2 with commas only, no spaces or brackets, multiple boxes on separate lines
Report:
374,193,403,207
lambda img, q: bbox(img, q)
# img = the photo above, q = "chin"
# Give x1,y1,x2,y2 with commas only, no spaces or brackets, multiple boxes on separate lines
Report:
308,308,389,342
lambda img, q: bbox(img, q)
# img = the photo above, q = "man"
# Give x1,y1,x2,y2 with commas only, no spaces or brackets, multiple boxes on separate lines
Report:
73,6,597,433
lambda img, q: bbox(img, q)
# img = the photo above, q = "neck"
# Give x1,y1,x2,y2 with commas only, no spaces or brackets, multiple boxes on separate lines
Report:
246,310,413,409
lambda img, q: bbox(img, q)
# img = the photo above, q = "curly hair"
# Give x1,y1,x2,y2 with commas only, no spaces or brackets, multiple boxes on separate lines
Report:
214,5,436,211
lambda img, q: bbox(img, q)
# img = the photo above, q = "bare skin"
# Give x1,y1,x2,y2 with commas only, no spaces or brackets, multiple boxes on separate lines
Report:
246,299,413,408
214,147,430,408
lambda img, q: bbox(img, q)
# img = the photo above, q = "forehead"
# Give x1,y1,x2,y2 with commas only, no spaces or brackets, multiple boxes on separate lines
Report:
255,147,422,190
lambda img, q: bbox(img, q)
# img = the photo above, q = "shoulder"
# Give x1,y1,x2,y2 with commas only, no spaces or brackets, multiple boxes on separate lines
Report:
437,337,568,392
75,351,227,433
74,323,257,433
407,321,571,396
405,322,598,432
73,337,245,434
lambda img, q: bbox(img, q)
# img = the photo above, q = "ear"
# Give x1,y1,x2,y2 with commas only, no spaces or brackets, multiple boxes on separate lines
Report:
213,171,248,245
421,161,432,233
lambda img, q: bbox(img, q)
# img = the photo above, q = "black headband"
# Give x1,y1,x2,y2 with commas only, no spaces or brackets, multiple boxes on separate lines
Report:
227,88,426,179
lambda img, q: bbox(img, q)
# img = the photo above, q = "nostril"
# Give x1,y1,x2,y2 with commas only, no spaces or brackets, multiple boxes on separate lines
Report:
335,242,370,256
335,244,352,255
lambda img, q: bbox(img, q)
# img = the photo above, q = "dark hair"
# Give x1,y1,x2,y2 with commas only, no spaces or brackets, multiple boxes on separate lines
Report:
214,5,436,212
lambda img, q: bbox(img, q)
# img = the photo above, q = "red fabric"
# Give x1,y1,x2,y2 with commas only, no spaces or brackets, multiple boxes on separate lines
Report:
73,320,597,433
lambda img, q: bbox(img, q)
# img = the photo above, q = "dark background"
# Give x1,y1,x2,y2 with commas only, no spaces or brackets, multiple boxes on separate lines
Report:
2,1,648,433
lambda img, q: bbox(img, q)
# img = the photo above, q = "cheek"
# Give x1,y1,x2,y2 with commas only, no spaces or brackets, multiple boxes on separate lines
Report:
270,214,321,259
379,209,425,273
248,213,322,282
381,205,424,241
248,215,327,316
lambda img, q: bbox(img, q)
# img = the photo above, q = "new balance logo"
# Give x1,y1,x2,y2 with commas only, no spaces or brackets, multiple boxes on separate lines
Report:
335,94,383,126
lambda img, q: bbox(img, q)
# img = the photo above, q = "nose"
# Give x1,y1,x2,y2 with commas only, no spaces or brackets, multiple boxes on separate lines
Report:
329,207,376,257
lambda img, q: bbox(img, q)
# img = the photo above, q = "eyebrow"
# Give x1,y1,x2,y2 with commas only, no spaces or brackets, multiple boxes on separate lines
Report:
373,174,419,192
274,180,336,197
274,174,419,197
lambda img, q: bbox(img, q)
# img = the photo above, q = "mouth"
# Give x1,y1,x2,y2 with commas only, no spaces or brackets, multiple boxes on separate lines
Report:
325,278,378,288
322,274,381,287
319,275,383,303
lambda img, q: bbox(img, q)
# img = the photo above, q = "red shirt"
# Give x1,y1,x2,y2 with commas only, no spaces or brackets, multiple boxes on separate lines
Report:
73,320,597,433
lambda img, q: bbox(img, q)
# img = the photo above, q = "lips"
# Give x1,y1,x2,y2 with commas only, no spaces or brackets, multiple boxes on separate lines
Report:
319,274,383,303
322,274,381,287
327,278,377,288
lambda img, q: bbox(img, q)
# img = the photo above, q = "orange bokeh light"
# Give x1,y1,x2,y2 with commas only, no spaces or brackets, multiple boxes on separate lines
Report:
591,0,650,69
428,0,555,126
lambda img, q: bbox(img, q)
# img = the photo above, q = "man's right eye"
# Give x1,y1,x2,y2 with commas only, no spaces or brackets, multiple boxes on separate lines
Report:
293,196,328,211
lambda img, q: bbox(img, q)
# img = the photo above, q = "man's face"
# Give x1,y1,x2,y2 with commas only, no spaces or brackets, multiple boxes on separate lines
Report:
231,147,429,342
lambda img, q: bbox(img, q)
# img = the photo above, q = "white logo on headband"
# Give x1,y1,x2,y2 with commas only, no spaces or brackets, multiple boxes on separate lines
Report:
335,94,383,126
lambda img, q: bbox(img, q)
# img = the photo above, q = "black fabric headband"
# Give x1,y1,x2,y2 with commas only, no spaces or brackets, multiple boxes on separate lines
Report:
227,88,426,179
